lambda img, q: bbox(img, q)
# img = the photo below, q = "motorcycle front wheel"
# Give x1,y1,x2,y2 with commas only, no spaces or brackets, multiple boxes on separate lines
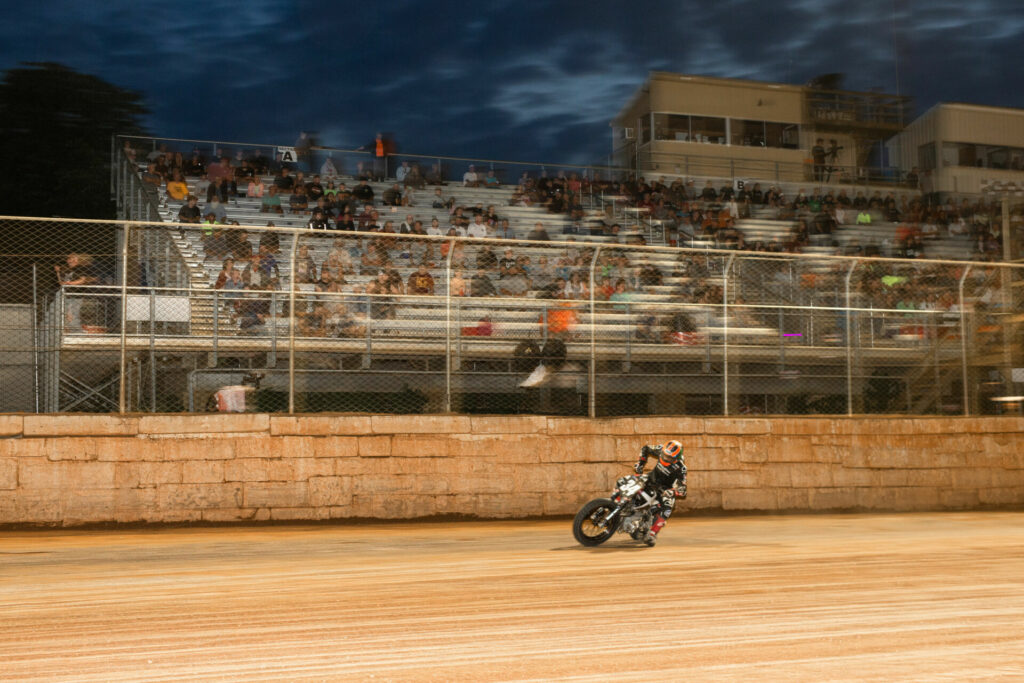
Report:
572,498,621,547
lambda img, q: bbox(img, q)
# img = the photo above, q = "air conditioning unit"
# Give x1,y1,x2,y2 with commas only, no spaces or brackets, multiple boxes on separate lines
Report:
624,128,635,140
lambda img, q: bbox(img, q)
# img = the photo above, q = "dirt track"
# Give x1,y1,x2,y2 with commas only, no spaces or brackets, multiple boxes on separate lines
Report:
2,512,1024,681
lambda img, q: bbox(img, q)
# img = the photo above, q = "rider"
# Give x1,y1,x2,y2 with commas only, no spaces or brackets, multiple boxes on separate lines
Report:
633,440,687,546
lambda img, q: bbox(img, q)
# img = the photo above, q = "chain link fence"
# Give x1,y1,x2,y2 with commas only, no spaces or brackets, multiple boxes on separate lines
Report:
2,215,1022,416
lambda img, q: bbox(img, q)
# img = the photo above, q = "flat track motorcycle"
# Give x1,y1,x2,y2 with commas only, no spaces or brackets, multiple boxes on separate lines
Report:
572,473,666,546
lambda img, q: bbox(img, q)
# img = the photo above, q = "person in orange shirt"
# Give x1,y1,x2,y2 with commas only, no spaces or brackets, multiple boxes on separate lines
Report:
363,132,395,181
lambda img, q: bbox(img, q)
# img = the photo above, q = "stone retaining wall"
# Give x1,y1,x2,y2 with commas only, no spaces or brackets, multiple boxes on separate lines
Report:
0,414,1022,526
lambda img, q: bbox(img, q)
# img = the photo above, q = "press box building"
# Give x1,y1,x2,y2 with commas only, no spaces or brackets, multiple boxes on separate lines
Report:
611,71,910,183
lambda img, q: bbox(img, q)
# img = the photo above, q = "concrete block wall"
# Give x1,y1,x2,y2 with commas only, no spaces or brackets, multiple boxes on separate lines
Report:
0,414,1022,526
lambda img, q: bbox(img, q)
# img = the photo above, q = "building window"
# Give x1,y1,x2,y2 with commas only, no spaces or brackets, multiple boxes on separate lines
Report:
690,116,726,144
653,114,692,141
766,122,800,149
731,119,765,147
658,113,798,148
941,142,1024,170
653,114,726,143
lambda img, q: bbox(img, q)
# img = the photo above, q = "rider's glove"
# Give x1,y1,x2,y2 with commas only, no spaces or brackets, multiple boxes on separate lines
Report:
633,461,644,474
678,483,687,499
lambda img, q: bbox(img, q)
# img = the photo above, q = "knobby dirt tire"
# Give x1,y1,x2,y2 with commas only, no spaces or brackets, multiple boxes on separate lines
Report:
572,498,621,547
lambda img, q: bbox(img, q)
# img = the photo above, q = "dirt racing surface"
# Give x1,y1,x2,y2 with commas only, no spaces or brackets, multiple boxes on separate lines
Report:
2,512,1024,681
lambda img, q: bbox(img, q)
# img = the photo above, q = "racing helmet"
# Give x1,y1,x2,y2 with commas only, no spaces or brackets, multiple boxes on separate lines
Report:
659,440,683,467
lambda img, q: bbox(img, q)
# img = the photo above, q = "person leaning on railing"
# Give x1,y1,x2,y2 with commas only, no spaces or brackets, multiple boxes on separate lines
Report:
56,253,99,332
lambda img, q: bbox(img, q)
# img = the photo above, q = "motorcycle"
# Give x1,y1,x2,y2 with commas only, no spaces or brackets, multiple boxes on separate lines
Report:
572,473,665,547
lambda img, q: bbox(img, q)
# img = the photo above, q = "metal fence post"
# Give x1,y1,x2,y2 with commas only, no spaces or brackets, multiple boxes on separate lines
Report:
588,245,602,418
288,231,299,414
444,238,454,413
959,266,971,416
118,223,130,414
722,254,736,416
845,259,858,416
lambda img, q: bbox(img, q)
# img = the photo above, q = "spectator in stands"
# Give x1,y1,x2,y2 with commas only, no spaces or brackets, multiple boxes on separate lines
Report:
484,170,500,188
182,150,203,176
214,156,239,197
234,160,255,194
207,176,230,203
320,155,338,177
274,167,295,192
55,253,100,331
407,264,436,295
396,161,411,183
449,269,467,296
306,175,324,202
401,186,415,207
190,172,210,200
247,175,265,198
178,195,201,223
463,165,481,187
289,185,309,214
609,278,633,310
497,248,517,278
499,264,531,298
307,208,330,230
526,222,550,241
432,187,454,209
382,183,402,207
467,214,489,239
449,207,468,233
315,268,333,293
312,196,332,219
700,181,717,201
352,178,375,203
562,271,589,299
204,196,228,223
285,243,316,284
362,132,394,181
403,163,426,189
320,251,346,286
359,242,388,274
470,267,497,297
243,246,280,289
260,186,283,214
426,217,443,236
165,170,188,201
467,245,491,272
141,163,163,190
214,258,240,289
357,206,381,232
335,210,356,231
495,218,515,239
426,163,444,185
237,284,272,333
365,271,395,318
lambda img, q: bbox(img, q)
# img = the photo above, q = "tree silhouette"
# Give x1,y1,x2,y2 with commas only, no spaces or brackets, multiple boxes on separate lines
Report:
0,62,148,220
0,63,148,302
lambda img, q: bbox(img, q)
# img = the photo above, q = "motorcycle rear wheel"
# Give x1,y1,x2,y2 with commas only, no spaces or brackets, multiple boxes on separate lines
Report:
572,498,620,546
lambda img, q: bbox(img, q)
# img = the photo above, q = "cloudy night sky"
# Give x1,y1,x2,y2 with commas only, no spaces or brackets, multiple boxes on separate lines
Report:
2,0,1022,165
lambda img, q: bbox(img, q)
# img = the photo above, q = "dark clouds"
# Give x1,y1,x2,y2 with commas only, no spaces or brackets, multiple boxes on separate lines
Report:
2,1,1022,165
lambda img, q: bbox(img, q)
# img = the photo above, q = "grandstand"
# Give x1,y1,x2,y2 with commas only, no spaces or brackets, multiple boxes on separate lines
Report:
11,134,1019,416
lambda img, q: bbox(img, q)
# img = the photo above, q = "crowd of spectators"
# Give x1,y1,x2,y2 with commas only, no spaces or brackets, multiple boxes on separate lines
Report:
602,174,1024,261
127,141,1021,342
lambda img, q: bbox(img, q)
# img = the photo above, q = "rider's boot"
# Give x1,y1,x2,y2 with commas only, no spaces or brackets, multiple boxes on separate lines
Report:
645,517,666,546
